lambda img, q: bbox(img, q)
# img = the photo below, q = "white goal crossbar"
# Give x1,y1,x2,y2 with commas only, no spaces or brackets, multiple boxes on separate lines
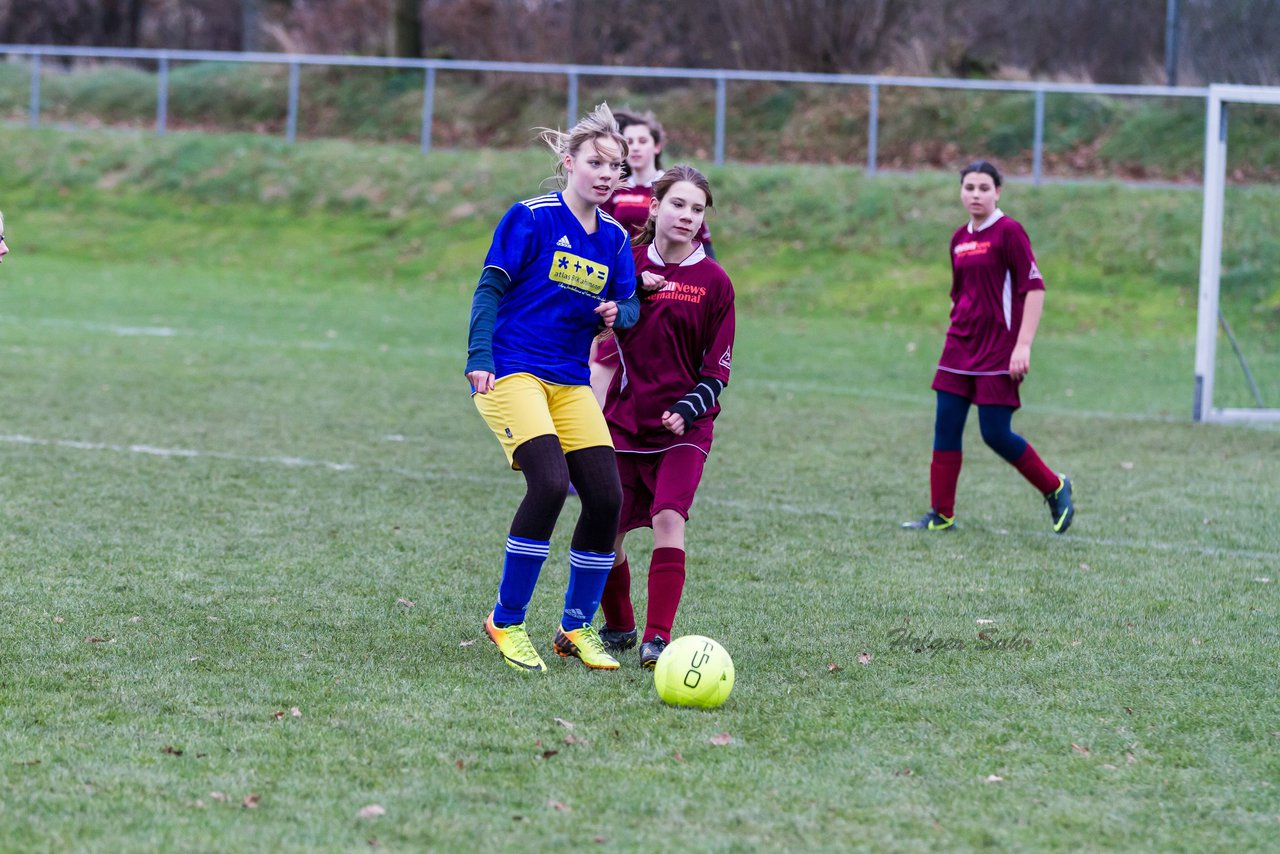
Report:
1194,84,1280,424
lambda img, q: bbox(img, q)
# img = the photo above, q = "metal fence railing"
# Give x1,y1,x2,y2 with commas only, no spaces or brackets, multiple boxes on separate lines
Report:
1,44,1211,185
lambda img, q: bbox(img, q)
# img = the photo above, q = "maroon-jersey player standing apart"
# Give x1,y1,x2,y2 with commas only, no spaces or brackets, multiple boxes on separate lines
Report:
902,160,1074,533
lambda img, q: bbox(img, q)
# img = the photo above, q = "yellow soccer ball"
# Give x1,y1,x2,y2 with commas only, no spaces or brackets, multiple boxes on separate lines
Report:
653,635,735,709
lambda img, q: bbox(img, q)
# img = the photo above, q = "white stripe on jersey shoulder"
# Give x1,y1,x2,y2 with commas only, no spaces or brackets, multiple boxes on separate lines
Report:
598,209,626,231
521,192,561,210
646,242,707,267
966,208,1005,234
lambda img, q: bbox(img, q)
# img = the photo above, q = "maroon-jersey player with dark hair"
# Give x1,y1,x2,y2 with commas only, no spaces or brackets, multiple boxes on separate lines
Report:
596,164,736,669
903,160,1074,534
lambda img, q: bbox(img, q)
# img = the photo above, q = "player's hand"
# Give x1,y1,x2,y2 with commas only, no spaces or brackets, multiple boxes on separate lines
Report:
595,300,619,328
467,370,495,394
640,271,667,293
661,410,686,435
1009,345,1031,381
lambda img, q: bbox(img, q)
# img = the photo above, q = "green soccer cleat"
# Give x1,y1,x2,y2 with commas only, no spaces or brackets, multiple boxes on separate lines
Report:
599,626,638,653
484,612,546,673
1046,475,1075,534
552,624,620,670
639,636,668,670
901,510,956,531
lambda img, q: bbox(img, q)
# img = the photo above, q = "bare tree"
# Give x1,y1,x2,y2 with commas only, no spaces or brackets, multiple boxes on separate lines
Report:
392,0,423,57
714,0,917,72
242,0,260,52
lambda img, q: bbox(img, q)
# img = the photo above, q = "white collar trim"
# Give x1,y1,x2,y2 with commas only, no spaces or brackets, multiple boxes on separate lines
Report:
968,209,1004,233
647,241,706,267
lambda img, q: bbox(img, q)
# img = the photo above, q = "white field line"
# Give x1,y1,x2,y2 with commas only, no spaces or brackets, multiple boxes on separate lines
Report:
2,432,1276,564
0,314,456,359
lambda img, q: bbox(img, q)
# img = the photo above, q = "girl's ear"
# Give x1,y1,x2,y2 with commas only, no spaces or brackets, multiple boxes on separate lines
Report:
649,196,661,217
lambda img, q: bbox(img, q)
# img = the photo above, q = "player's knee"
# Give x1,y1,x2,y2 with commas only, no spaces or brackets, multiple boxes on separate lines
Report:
533,466,571,504
980,426,1024,462
584,477,622,521
652,509,685,539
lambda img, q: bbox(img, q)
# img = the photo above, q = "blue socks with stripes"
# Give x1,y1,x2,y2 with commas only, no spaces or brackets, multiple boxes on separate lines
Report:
493,535,550,626
493,539,616,630
561,549,615,630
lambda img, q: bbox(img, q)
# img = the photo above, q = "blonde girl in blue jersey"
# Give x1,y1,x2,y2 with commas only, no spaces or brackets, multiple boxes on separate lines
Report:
466,103,641,672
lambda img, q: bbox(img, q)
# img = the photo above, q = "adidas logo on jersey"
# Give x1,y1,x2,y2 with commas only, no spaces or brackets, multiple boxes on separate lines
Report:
556,235,572,248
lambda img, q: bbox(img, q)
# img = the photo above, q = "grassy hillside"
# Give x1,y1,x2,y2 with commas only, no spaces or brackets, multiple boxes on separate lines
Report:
5,61,1280,181
2,125,1276,338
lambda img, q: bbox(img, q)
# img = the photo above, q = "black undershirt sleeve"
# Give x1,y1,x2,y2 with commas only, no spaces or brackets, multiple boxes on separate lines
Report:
668,376,725,426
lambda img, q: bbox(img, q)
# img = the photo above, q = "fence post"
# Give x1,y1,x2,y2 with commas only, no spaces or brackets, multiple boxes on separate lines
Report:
1032,88,1045,185
286,61,300,143
28,54,41,128
867,81,879,177
156,54,170,135
567,70,578,127
714,74,726,166
421,66,435,155
1165,0,1181,87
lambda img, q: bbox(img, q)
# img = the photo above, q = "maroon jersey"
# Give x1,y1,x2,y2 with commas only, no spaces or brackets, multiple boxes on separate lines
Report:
605,243,735,454
602,174,714,251
938,211,1044,376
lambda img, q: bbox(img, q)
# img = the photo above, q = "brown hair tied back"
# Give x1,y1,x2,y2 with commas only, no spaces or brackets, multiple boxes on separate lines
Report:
634,164,714,247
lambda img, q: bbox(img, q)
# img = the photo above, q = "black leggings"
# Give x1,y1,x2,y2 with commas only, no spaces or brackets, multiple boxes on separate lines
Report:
510,435,621,553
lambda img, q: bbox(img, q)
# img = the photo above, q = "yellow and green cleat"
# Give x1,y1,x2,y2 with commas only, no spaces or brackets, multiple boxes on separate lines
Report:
484,611,546,673
552,623,620,670
901,510,956,531
1046,475,1075,534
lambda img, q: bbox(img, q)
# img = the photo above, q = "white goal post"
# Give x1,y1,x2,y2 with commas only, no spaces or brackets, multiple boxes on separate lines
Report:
1194,84,1280,424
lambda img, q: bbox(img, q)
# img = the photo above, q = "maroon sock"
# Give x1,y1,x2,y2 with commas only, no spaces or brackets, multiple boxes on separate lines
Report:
930,450,963,518
1012,445,1061,495
644,547,686,643
599,556,634,632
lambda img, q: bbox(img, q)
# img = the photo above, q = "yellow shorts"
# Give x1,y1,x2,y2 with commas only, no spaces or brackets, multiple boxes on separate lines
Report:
473,372,613,469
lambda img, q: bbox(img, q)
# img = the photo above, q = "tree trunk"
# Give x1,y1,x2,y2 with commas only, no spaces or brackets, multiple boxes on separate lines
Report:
241,0,260,52
392,0,423,57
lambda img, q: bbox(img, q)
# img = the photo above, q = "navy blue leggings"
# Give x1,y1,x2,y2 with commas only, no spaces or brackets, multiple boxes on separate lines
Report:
933,390,1028,462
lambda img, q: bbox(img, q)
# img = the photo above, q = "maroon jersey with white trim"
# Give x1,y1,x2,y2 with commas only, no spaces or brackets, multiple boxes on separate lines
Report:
601,175,714,251
938,211,1044,376
605,242,735,454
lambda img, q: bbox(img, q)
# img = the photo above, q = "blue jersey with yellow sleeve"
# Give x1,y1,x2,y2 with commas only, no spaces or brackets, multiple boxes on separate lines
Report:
482,192,637,385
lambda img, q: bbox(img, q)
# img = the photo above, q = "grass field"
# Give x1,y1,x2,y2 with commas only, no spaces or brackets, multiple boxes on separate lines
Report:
0,129,1277,851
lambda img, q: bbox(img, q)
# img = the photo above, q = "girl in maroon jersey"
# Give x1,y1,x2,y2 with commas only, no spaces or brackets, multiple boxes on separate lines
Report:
590,110,715,409
903,160,1074,534
595,164,736,668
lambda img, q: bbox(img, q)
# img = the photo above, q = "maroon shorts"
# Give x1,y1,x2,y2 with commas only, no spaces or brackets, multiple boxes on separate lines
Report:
931,369,1022,408
616,445,708,533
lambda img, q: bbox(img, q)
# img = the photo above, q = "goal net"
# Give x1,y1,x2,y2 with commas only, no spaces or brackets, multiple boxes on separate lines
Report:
1194,84,1280,424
